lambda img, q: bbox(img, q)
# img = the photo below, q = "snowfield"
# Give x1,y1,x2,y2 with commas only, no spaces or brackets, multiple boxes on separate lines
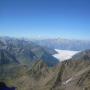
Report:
53,49,79,62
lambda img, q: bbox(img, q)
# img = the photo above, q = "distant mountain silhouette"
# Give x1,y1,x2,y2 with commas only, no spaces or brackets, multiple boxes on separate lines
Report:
33,38,90,51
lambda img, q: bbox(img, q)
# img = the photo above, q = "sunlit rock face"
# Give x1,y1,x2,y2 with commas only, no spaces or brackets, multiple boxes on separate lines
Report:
0,82,15,90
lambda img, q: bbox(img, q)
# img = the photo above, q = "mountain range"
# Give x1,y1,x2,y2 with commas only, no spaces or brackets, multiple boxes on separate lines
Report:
0,37,59,67
0,37,90,90
33,38,90,51
0,49,90,90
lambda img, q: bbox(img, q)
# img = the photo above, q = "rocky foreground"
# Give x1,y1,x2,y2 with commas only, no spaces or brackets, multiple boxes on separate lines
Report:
0,49,90,90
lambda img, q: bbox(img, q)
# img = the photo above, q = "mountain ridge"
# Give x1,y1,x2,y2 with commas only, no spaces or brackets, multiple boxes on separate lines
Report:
0,37,90,90
33,38,90,51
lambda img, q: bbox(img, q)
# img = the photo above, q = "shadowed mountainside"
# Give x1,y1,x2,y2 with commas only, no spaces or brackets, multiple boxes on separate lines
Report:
0,37,59,66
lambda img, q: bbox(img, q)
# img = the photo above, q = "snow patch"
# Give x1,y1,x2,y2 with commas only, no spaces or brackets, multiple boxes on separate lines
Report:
63,78,73,85
53,49,79,62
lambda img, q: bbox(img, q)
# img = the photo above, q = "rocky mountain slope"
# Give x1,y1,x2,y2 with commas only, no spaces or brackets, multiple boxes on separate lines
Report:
50,50,90,90
0,49,90,90
0,37,59,66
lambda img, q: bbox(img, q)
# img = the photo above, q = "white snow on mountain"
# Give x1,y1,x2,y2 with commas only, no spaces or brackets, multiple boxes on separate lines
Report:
53,49,79,62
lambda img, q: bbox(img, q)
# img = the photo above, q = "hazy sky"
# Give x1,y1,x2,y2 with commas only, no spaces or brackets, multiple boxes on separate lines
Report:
0,0,90,40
